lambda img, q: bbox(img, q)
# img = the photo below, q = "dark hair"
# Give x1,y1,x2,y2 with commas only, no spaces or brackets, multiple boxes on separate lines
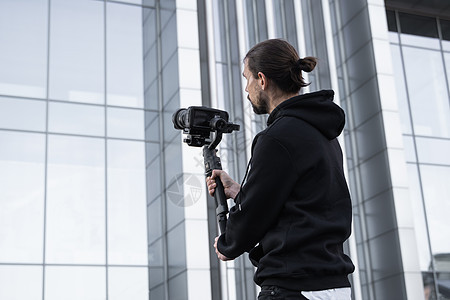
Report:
244,39,317,94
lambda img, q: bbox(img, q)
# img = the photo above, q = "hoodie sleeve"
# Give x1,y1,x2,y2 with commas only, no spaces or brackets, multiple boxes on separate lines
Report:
216,133,299,259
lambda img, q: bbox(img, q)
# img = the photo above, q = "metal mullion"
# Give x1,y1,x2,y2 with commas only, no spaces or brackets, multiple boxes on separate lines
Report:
155,1,169,299
42,0,52,298
104,1,109,299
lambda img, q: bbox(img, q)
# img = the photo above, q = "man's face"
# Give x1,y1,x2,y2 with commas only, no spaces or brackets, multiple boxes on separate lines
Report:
243,60,269,115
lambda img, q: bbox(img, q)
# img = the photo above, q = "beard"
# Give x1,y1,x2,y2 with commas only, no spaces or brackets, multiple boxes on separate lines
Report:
249,91,269,115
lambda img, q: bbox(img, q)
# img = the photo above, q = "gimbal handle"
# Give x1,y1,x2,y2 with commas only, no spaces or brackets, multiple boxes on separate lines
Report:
203,146,228,234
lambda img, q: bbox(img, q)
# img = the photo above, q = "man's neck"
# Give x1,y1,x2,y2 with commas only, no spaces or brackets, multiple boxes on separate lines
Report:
267,91,299,114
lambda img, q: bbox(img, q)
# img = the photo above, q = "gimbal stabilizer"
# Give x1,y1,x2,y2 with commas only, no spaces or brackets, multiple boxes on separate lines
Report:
172,106,240,233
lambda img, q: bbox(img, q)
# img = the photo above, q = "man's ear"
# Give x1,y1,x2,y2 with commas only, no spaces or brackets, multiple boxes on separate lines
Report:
257,72,268,90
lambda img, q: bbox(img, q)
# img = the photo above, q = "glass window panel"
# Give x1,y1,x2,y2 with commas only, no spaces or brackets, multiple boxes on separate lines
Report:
46,135,105,264
176,9,199,49
420,165,450,256
48,102,105,136
0,131,45,263
107,140,147,265
167,223,186,277
149,238,164,288
400,34,440,50
389,45,412,135
162,141,183,200
143,0,156,6
443,53,450,113
106,3,144,108
0,97,46,131
403,48,450,138
399,12,438,38
163,110,179,142
49,0,105,104
0,0,48,98
45,266,106,300
108,267,149,300
440,19,450,41
107,107,145,140
386,10,397,32
168,272,187,300
0,265,42,300
147,157,162,203
406,164,432,271
145,111,160,142
145,142,160,166
416,137,450,165
161,11,177,68
148,197,162,244
162,54,180,105
440,19,450,51
402,135,416,163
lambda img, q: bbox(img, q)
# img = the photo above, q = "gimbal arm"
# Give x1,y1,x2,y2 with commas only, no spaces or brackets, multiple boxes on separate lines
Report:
203,145,228,234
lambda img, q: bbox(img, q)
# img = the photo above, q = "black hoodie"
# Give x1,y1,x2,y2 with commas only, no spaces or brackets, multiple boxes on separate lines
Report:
216,90,355,291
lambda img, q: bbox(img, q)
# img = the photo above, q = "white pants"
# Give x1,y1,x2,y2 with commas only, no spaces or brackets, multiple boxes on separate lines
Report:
301,287,351,300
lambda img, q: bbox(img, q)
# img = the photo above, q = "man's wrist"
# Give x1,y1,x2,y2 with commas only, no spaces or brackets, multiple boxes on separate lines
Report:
231,184,241,199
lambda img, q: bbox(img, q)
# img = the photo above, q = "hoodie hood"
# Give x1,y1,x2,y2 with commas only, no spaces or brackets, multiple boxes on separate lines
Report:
267,90,345,140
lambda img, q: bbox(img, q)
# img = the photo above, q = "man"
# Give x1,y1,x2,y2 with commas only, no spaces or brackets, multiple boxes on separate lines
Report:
206,39,355,300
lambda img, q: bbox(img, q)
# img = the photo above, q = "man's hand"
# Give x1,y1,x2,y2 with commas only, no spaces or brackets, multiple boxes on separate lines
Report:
214,236,232,261
206,170,240,199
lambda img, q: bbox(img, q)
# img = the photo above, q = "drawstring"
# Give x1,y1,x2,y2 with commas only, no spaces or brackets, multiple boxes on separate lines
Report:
236,157,252,211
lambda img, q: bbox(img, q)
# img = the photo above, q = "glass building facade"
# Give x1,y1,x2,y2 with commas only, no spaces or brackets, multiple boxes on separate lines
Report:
0,0,448,299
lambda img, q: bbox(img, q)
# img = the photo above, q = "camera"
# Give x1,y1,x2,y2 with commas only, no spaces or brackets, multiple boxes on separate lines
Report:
172,106,239,233
172,106,240,147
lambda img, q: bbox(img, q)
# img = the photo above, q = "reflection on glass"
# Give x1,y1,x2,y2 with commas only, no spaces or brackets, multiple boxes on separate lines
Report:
440,19,450,51
0,265,42,300
107,107,145,140
49,0,105,104
420,165,450,300
108,267,149,300
389,45,412,135
402,136,416,163
147,197,162,244
0,131,45,263
0,97,46,132
106,3,144,108
0,0,48,98
107,140,147,265
45,266,106,300
406,164,432,271
431,253,450,300
147,157,161,203
149,238,164,289
403,47,450,138
167,223,186,277
416,137,450,165
145,111,160,142
420,165,450,255
46,135,105,264
386,10,397,32
48,102,105,136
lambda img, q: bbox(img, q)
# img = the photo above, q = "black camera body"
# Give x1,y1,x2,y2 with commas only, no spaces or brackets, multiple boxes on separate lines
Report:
172,106,240,148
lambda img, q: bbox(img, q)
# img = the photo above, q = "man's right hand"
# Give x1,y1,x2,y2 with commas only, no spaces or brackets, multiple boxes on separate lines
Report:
206,170,241,199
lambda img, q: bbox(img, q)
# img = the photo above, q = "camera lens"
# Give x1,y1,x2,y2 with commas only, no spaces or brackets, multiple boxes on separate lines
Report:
210,116,226,130
172,108,188,130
